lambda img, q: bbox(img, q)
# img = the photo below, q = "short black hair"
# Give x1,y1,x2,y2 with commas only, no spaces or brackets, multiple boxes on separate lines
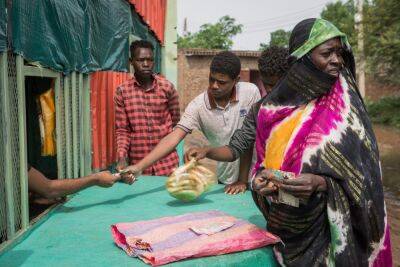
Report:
130,40,154,58
258,46,290,78
210,51,241,80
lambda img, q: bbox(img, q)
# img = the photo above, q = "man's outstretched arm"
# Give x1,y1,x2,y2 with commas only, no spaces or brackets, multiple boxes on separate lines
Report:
123,128,188,175
28,167,123,199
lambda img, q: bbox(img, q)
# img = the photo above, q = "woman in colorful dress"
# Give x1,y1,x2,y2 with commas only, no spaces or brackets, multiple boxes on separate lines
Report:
252,18,392,266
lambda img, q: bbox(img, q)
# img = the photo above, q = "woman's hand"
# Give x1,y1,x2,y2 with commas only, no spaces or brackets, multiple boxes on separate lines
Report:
279,173,326,199
252,169,278,197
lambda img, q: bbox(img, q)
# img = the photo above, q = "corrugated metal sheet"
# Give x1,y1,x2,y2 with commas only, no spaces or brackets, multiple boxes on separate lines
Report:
90,71,132,170
129,0,166,44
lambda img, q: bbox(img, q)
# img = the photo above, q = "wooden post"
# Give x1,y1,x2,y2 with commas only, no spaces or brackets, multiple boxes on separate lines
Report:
54,74,64,178
78,73,84,177
71,72,79,178
82,75,92,176
355,0,366,98
0,52,15,239
161,0,178,88
64,76,72,178
16,55,29,229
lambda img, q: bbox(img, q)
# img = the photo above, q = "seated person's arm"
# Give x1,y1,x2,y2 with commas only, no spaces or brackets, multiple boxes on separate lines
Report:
124,128,187,175
28,167,121,199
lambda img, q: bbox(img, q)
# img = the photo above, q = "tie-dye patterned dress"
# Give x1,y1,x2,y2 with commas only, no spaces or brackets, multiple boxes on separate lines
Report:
253,18,392,267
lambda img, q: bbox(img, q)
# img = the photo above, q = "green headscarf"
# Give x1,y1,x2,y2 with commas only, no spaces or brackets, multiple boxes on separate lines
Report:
290,18,350,59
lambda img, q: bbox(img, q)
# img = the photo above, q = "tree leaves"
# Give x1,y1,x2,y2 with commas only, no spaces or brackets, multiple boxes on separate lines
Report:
177,16,242,50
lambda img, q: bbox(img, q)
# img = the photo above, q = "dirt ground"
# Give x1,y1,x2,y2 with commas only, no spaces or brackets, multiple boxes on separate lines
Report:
184,126,400,265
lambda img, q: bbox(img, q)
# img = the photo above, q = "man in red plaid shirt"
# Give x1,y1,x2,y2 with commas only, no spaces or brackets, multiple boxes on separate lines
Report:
114,40,180,176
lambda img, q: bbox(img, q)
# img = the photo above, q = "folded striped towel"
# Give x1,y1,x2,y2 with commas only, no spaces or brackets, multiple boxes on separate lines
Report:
111,210,280,266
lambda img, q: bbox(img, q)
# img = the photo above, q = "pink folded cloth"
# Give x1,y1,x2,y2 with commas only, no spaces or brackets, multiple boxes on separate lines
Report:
111,210,280,266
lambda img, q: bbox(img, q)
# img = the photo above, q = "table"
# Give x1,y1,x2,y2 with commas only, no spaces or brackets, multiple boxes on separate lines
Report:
0,176,278,267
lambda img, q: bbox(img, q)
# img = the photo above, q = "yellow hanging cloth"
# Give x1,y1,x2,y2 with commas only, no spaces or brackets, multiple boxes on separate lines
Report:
38,85,56,156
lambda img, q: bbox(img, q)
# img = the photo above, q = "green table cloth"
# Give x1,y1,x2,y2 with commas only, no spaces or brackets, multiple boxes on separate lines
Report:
0,176,278,267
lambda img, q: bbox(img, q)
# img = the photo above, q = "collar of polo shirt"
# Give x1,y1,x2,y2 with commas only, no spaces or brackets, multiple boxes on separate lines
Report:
205,84,239,110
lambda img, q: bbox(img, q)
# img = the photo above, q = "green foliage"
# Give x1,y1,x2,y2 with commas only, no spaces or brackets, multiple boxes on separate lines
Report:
364,0,400,84
259,42,268,51
321,0,356,48
177,16,242,50
259,29,291,50
270,29,291,48
366,97,400,128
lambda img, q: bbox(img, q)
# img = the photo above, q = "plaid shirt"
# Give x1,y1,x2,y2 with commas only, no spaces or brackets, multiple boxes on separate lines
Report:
115,74,180,176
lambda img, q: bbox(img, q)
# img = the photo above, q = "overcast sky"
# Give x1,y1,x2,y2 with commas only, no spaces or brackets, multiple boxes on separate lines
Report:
177,0,336,50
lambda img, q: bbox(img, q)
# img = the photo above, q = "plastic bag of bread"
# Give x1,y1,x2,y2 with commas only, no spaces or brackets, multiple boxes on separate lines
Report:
166,159,217,202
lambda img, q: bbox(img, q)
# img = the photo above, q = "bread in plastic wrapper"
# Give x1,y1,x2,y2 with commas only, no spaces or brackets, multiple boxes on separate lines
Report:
166,159,217,202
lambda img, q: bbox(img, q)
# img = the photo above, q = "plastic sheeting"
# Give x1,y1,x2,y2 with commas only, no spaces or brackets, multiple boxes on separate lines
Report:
129,0,166,44
90,71,131,170
0,0,6,52
11,0,132,74
166,159,217,202
131,11,162,72
112,211,280,266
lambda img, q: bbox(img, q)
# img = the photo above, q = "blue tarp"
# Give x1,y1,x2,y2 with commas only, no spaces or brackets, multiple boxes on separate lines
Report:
11,0,132,73
131,10,162,73
0,0,6,52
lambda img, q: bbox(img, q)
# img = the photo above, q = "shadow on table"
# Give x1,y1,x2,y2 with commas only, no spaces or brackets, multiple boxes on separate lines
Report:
166,197,214,207
0,249,33,267
203,186,250,196
203,187,225,196
57,185,165,213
